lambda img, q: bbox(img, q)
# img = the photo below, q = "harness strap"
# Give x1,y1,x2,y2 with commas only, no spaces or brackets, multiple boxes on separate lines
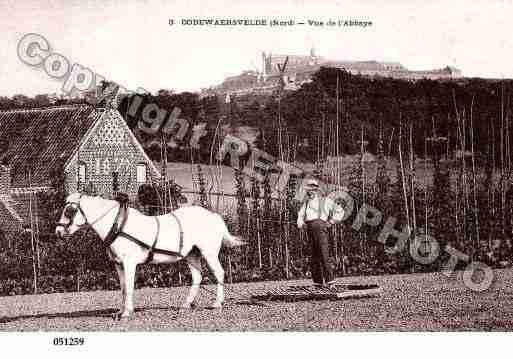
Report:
108,211,185,263
115,231,185,260
144,217,160,264
170,212,184,254
117,232,149,249
143,213,184,263
104,203,126,247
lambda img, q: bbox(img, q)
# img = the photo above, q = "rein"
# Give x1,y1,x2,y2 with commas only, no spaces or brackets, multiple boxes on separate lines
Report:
88,204,119,226
57,199,118,229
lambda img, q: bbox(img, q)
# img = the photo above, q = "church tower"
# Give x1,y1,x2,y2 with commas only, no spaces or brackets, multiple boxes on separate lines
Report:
262,51,272,80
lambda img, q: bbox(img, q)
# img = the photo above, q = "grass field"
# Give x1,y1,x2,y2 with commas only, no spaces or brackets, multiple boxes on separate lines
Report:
1,268,513,331
161,156,493,200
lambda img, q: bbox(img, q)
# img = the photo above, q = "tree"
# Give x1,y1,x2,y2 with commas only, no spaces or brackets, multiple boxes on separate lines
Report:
138,181,186,215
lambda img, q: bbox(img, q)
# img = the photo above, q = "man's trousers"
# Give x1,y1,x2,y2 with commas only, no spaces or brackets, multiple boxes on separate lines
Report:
305,219,334,285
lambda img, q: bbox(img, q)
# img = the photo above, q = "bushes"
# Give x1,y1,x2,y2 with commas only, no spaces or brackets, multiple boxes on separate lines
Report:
0,273,113,296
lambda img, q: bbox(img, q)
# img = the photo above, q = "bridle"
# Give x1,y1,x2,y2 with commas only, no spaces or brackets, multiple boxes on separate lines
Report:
56,194,118,232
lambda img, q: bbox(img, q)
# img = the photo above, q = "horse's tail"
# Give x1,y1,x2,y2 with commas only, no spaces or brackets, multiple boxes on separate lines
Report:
219,215,248,248
223,234,248,248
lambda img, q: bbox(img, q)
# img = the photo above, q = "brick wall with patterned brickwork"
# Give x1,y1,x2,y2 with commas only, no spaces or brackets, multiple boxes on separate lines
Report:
64,109,159,200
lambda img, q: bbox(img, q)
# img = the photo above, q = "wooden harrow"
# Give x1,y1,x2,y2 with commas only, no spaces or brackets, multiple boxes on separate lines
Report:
250,284,382,302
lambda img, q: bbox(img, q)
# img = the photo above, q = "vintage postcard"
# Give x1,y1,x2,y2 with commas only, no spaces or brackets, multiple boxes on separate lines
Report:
0,0,511,356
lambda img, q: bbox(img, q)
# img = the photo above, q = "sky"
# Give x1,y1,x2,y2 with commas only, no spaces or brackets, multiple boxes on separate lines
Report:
1,0,513,97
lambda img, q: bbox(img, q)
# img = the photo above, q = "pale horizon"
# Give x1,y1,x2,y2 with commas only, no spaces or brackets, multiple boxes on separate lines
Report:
1,0,513,97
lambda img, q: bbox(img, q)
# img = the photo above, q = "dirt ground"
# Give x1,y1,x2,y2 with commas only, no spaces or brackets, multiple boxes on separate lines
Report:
1,268,512,331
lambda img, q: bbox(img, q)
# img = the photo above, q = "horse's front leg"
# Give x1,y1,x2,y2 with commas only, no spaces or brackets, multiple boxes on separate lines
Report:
114,263,126,317
118,260,137,319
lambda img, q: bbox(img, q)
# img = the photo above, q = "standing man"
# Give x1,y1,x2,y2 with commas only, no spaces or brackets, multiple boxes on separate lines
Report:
297,179,344,287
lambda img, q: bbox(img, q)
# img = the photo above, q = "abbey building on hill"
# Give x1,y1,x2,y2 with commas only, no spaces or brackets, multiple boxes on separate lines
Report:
204,48,462,97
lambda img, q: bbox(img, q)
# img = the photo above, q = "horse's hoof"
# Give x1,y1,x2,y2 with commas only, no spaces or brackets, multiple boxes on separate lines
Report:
210,302,223,309
113,311,133,321
119,316,132,323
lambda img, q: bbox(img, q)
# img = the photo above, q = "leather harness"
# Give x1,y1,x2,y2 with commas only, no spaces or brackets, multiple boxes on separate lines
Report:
104,199,184,264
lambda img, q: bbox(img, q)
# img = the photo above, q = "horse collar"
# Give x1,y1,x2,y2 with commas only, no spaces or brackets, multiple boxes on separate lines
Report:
104,201,129,247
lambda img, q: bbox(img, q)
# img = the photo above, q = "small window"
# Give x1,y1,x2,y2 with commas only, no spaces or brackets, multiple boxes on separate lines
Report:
77,162,86,184
136,163,147,183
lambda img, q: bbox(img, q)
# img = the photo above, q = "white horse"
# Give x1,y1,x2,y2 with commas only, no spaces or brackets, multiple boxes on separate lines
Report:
55,192,246,319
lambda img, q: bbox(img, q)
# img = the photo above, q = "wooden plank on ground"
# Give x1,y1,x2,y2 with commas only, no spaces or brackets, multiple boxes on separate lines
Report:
250,284,382,302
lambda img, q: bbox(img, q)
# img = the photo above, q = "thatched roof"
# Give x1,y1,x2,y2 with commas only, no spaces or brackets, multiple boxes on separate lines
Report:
0,105,102,187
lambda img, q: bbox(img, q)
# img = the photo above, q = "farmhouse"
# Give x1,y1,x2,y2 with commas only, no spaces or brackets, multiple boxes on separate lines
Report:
0,104,160,232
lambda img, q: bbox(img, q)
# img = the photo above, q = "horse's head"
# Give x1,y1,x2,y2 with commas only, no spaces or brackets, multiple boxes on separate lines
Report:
55,192,88,238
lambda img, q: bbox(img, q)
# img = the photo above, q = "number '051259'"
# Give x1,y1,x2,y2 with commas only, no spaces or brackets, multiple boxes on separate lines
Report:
53,337,85,346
